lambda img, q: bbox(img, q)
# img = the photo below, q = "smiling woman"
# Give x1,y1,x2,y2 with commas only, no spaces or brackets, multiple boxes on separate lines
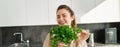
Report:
43,5,89,47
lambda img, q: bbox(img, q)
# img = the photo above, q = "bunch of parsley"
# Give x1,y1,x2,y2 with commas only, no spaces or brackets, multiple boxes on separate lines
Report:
50,25,82,47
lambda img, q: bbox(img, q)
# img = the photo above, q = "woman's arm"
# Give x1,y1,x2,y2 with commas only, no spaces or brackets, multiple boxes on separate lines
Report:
43,33,51,47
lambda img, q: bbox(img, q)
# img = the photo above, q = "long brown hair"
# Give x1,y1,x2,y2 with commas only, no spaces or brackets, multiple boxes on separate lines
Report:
57,5,77,28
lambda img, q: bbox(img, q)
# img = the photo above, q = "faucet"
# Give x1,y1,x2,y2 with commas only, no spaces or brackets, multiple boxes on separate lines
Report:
13,32,24,42
13,32,30,47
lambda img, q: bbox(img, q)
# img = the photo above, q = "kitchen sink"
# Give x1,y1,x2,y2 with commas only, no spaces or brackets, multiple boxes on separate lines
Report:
8,43,29,47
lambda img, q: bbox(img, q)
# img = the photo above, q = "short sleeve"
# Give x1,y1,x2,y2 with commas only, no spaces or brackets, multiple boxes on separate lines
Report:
42,33,50,47
78,40,88,47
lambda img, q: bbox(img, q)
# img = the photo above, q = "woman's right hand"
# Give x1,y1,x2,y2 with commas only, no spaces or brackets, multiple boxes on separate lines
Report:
58,42,66,47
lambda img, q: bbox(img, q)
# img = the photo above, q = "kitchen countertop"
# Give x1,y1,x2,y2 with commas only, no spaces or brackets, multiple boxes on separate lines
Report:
2,43,42,47
1,42,120,47
90,43,120,47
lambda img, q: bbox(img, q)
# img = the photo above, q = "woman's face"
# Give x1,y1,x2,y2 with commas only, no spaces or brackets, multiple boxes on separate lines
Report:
57,9,74,26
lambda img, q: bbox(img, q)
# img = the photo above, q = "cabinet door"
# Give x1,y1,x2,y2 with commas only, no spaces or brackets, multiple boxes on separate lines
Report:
0,0,26,26
26,0,49,25
94,0,119,23
49,0,72,25
72,0,96,24
79,0,119,23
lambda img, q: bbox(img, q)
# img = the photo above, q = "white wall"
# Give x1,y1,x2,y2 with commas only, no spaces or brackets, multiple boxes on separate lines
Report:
80,0,120,24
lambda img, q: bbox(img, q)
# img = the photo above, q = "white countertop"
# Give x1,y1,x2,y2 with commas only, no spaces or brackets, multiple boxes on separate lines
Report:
94,43,120,47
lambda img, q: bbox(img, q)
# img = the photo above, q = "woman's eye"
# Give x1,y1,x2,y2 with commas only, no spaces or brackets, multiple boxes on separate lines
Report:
57,15,60,19
63,14,66,17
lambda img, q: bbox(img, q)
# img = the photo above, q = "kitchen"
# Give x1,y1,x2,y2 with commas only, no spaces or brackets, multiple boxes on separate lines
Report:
0,0,120,47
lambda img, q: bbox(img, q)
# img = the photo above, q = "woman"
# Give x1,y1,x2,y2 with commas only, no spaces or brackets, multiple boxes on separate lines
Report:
43,5,89,47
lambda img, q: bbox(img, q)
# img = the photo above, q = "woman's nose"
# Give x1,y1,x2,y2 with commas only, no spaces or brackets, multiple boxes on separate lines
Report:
59,17,64,20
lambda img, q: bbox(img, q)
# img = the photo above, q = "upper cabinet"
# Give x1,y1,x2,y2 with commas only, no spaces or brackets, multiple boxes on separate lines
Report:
26,0,49,25
0,0,119,26
48,0,72,25
79,0,120,24
48,0,120,24
71,0,96,23
0,0,26,26
0,0,49,27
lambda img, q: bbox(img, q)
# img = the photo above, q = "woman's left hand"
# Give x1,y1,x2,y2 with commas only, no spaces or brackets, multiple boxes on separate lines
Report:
58,42,66,47
78,30,89,41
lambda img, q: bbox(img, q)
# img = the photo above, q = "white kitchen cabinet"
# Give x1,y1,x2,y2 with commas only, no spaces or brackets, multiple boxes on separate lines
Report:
0,0,26,26
71,0,96,23
1,0,72,26
80,0,120,24
48,0,119,24
48,0,72,25
26,0,49,25
0,0,49,27
72,0,107,24
1,0,118,26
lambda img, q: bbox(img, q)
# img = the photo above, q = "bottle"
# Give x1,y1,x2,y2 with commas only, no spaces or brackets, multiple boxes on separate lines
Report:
26,40,29,47
89,33,94,47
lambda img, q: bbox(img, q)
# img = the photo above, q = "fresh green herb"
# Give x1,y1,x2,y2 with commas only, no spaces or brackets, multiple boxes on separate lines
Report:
50,25,82,47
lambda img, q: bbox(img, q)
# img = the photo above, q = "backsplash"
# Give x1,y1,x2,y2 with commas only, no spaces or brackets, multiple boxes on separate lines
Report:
78,23,111,43
110,22,120,43
1,25,54,47
0,28,2,46
0,22,120,47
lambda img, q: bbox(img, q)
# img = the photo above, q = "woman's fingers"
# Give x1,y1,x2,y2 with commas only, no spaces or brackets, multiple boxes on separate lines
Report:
80,30,89,40
58,42,66,47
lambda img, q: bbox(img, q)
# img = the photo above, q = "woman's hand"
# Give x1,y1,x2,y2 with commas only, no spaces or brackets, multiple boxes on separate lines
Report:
76,30,89,47
80,30,89,40
78,30,89,42
58,42,66,47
